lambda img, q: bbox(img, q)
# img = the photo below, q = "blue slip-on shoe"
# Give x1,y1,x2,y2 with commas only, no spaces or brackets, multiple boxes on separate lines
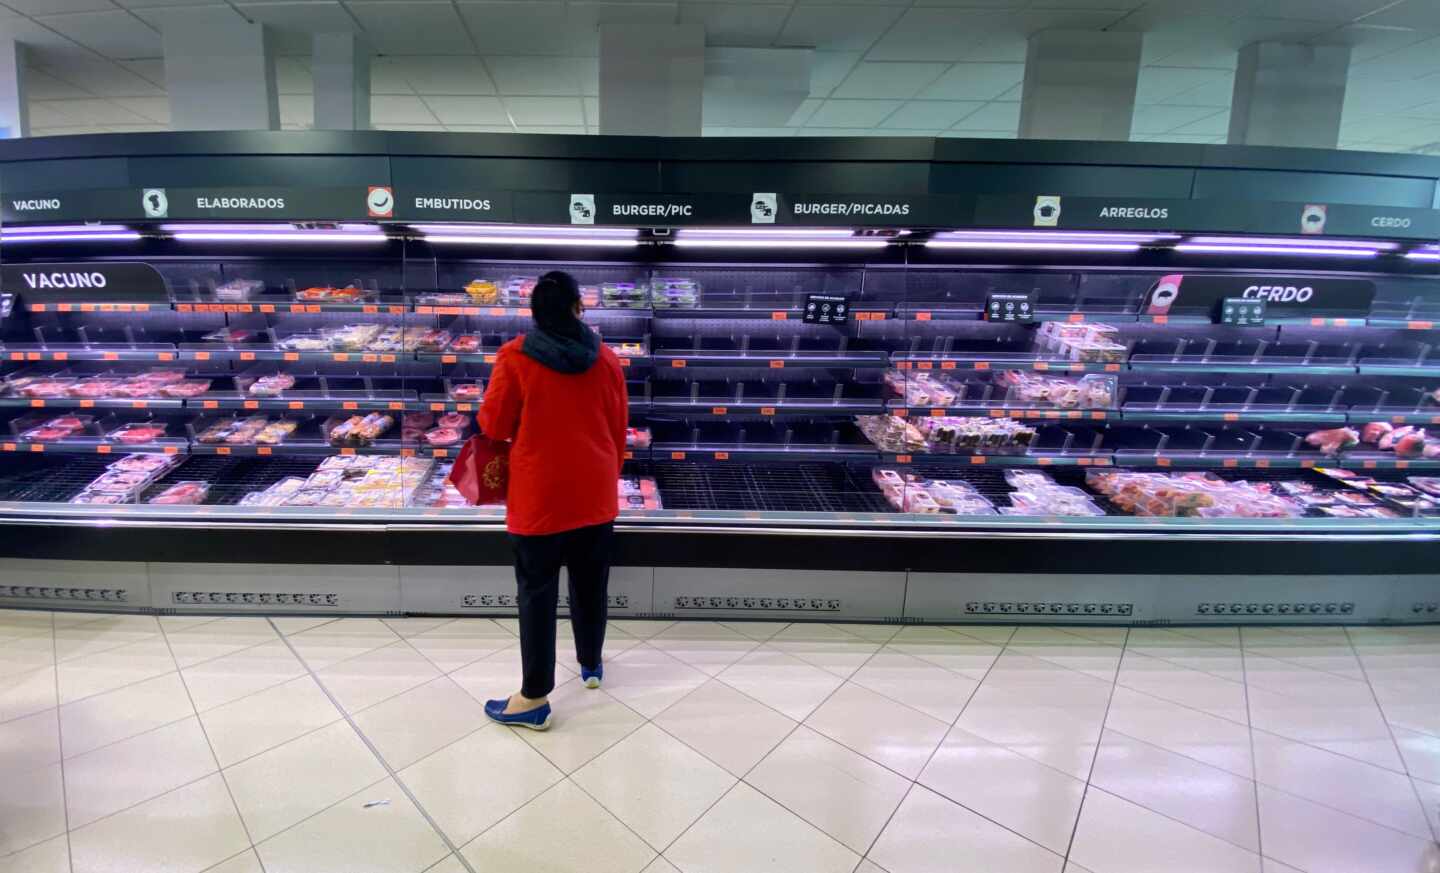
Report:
485,698,553,731
581,664,603,689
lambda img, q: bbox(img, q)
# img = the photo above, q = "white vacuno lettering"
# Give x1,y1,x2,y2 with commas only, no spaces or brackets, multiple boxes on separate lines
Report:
11,199,61,211
24,271,106,290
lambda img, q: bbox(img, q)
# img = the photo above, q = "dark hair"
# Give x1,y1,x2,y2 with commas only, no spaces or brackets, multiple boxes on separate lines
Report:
530,270,582,335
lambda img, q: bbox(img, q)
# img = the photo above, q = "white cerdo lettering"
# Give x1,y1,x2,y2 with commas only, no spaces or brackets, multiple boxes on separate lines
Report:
1371,216,1412,228
1098,206,1168,219
610,204,693,218
792,202,912,217
11,199,60,211
196,196,286,210
415,197,492,211
22,271,107,290
1243,284,1313,303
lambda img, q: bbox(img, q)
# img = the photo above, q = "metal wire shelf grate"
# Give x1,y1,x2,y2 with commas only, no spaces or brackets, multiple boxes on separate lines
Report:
647,461,891,513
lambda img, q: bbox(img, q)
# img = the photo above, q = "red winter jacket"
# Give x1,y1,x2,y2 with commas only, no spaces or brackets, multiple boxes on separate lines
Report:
478,335,628,535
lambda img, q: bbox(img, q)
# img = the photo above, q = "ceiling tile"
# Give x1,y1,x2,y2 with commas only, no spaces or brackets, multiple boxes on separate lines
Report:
486,56,583,95
1131,103,1225,135
36,98,150,125
422,95,509,124
713,126,798,136
795,127,886,136
5,0,114,12
1170,108,1230,136
117,59,165,88
129,5,248,33
808,51,861,97
1167,71,1234,107
34,10,163,59
115,0,221,6
865,9,1013,61
1326,25,1439,64
100,123,167,132
1330,0,1440,28
1146,133,1225,144
881,99,985,128
22,69,93,100
512,125,587,134
112,96,170,123
279,94,313,127
504,96,584,125
274,57,313,95
950,100,1019,131
371,94,440,124
346,2,475,54
917,62,1023,100
940,129,1015,138
786,97,822,125
778,5,904,52
832,62,949,99
37,57,163,98
457,2,570,56
445,125,517,132
371,57,416,95
1135,67,1229,104
680,3,788,47
374,123,447,131
805,98,903,126
235,2,357,32
583,96,599,124
32,126,109,136
27,101,79,128
387,56,495,95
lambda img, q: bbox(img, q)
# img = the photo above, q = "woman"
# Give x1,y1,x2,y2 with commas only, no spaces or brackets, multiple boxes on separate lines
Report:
477,270,629,731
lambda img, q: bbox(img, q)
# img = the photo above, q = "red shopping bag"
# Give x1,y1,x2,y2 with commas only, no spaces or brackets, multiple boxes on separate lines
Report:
450,434,509,505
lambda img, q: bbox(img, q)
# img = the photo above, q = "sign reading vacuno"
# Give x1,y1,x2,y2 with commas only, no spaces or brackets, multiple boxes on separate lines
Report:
0,262,169,303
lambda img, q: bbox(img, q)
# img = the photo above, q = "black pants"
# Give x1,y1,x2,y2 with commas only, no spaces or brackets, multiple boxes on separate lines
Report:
511,521,613,699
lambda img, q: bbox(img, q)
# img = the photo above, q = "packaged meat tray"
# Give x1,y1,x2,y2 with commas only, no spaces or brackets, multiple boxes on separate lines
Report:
215,278,265,301
447,335,482,354
108,423,168,445
651,278,700,309
70,491,129,505
277,333,329,352
618,476,662,511
416,292,470,306
626,427,652,449
870,468,996,515
1085,470,1302,518
448,382,482,402
148,481,209,505
609,342,646,358
327,412,395,447
295,285,367,303
159,380,212,398
464,279,499,304
601,282,649,309
424,427,463,446
17,378,77,398
202,328,260,344
501,276,536,306
996,371,1116,409
246,373,296,396
19,414,92,441
109,453,177,474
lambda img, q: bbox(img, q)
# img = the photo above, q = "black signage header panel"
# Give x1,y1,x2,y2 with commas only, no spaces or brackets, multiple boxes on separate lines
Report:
1241,202,1440,240
1,188,136,223
974,195,1233,231
1,186,382,222
1140,274,1376,318
0,262,169,303
395,191,515,222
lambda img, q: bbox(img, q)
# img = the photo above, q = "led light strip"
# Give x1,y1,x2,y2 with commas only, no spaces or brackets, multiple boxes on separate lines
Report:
0,232,141,243
1,224,131,234
677,228,877,238
423,235,639,247
931,231,1176,243
672,238,889,249
925,240,1141,252
1187,235,1399,250
415,223,637,237
1174,244,1380,257
170,232,387,243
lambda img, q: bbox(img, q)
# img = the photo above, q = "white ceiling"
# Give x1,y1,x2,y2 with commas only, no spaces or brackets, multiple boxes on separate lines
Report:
5,0,1440,153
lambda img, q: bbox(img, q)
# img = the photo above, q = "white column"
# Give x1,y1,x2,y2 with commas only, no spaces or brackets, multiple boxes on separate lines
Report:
312,33,369,131
1228,43,1350,149
0,39,28,139
162,17,279,131
1018,30,1141,141
599,21,704,136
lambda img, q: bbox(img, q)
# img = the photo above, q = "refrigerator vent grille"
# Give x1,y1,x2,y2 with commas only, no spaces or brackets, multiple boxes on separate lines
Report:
673,596,841,611
965,601,1133,616
1196,601,1353,616
172,591,338,607
458,594,630,609
1,585,128,603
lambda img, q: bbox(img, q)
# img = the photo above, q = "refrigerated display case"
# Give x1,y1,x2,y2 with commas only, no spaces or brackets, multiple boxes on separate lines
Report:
0,131,1438,624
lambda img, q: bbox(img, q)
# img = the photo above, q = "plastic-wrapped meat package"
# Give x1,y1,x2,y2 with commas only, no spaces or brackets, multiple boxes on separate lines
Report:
424,427,462,446
148,481,209,505
22,415,91,441
448,335,482,354
1304,427,1359,456
449,382,482,402
20,379,77,398
248,373,296,396
160,380,212,398
215,278,265,301
465,280,499,304
626,427,652,449
618,476,662,510
109,423,168,445
71,491,128,505
110,453,176,474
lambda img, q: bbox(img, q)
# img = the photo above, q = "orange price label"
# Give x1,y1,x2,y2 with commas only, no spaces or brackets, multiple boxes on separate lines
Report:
1301,459,1315,468
1044,410,1060,419
164,446,178,455
96,445,111,454
28,444,42,453
363,305,378,314
915,312,932,321
1,443,13,452
288,401,304,410
361,354,377,363
194,352,211,361
895,454,912,464
389,306,405,315
1223,413,1239,422
399,448,415,457
769,360,785,369
457,403,473,412
157,353,175,361
388,402,404,410
244,400,259,409
283,352,300,361
1408,320,1435,330
1067,313,1085,323
257,446,272,456
51,352,68,362
974,361,989,371
930,408,947,418
240,352,256,361
770,311,788,321
306,305,321,314
715,451,730,460
1092,411,1108,420
28,399,43,408
30,304,47,312
1222,458,1238,468
1310,317,1326,327
623,451,634,460
970,455,987,465
483,355,496,364
79,400,95,408
988,409,1004,418
1363,460,1377,469
216,447,231,455
1157,457,1172,467
260,304,276,313
759,406,776,416
102,352,118,361
432,449,447,458
1033,362,1050,371
202,400,218,409
381,355,396,363
1038,457,1053,466
896,361,912,371
416,306,434,315
671,360,687,369
80,304,95,312
670,451,687,460
6,353,18,361
131,401,148,409
176,303,192,312
917,361,933,370
940,361,957,370
1256,459,1270,468
341,447,357,456
894,408,909,418
1104,363,1120,372
619,358,630,368
441,355,457,364
431,402,446,412
711,407,727,415
487,307,505,316
343,401,358,410
333,353,350,362
1334,318,1350,327
1397,460,1410,469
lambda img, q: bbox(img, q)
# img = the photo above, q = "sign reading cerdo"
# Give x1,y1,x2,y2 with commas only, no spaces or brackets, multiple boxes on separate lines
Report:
1142,273,1376,318
1,262,170,303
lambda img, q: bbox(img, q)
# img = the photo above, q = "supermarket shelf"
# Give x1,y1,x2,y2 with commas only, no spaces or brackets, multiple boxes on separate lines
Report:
1128,358,1357,376
893,358,1125,374
178,348,410,364
890,405,1115,421
0,396,184,411
190,441,464,460
189,394,426,413
1347,410,1440,425
652,444,877,463
879,451,1114,467
1110,451,1323,469
1366,318,1440,331
1119,407,1347,425
652,353,889,369
0,438,185,456
3,347,180,363
651,400,884,417
1357,362,1440,378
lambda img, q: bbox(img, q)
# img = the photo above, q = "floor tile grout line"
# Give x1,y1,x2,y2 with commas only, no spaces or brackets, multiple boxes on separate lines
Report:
156,620,270,873
47,613,75,873
1343,625,1439,844
266,617,481,873
1059,626,1130,869
1238,628,1265,863
196,846,262,873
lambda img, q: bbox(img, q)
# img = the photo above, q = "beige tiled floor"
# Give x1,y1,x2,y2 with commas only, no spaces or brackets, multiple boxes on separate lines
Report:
2,610,1439,873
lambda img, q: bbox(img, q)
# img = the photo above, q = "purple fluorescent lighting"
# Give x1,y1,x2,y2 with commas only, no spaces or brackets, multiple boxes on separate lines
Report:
161,223,382,233
0,224,130,234
671,238,888,249
424,235,638,247
171,232,386,243
677,228,867,238
1405,252,1440,261
925,240,1140,252
932,231,1176,243
414,224,636,237
1189,235,1398,250
1,232,141,243
1175,244,1379,257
